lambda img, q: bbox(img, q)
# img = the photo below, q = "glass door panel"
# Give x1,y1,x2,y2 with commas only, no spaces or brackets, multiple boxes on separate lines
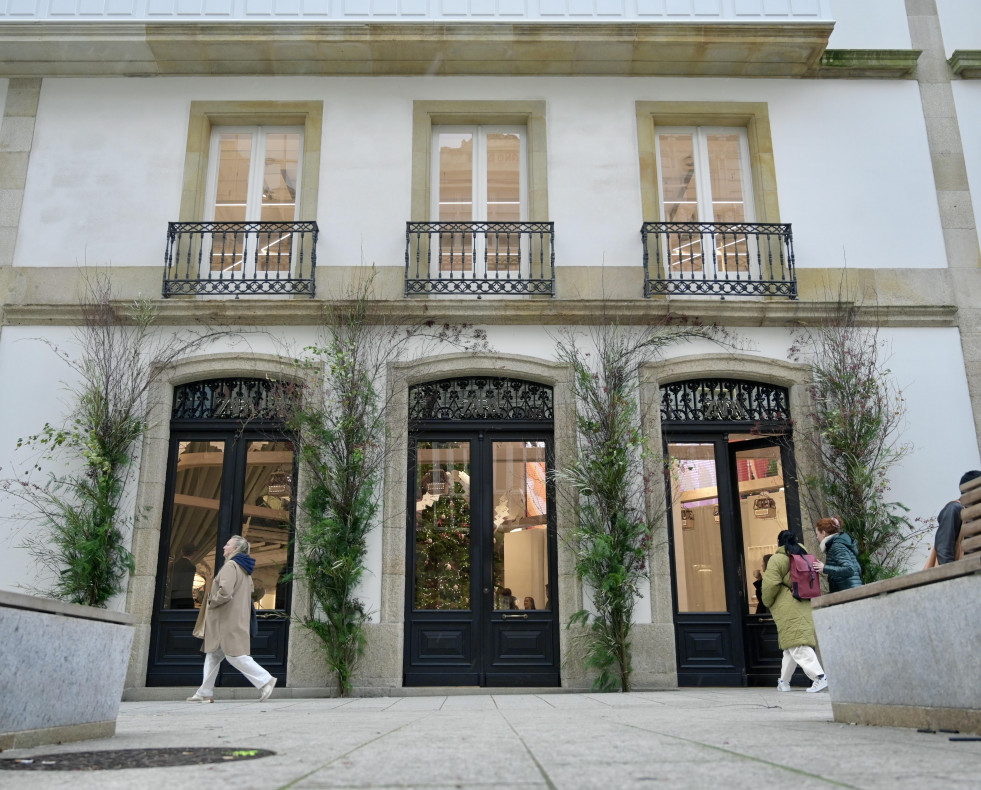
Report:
730,436,789,614
414,440,473,611
492,441,549,612
164,440,225,610
485,132,522,277
241,440,295,611
669,442,727,612
436,131,475,277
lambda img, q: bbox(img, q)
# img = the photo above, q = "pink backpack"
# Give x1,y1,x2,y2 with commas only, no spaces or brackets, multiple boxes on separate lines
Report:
788,553,822,600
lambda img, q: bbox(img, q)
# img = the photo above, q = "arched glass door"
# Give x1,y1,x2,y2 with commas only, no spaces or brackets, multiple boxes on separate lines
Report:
147,378,295,687
404,377,559,687
661,379,802,686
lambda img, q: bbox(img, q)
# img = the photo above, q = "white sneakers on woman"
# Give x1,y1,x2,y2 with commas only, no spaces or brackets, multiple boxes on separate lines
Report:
807,675,829,693
259,677,277,702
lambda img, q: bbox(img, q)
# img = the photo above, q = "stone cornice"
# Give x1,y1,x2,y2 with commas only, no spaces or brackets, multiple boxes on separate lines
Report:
0,20,833,78
0,298,957,329
949,50,981,79
816,49,921,79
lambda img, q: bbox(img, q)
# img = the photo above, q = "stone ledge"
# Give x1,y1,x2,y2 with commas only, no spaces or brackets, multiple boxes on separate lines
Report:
949,50,981,79
816,49,921,78
0,589,135,625
812,553,981,609
0,21,833,78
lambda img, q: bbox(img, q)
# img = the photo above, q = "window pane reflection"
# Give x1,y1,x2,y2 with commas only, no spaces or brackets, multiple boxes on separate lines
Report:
164,441,224,610
669,442,727,612
492,441,549,611
730,436,788,615
241,440,294,611
414,441,472,610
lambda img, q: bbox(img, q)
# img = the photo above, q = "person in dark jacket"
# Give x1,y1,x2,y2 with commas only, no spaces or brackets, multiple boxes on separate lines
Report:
814,516,862,592
925,469,981,567
761,530,828,693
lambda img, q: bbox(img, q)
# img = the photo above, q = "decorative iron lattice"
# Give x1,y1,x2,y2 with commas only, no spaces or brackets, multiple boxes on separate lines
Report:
405,221,555,297
172,378,297,421
164,221,318,298
641,221,797,299
409,377,553,422
660,379,790,423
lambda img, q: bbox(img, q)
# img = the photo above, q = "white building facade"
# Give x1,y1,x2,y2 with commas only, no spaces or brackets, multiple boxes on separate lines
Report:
1,0,980,693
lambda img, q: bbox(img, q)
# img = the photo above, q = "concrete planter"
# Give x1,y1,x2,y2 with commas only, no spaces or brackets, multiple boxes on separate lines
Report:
812,555,981,734
0,590,135,749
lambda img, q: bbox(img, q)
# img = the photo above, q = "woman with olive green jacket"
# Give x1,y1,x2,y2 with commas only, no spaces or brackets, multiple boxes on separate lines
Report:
761,531,828,693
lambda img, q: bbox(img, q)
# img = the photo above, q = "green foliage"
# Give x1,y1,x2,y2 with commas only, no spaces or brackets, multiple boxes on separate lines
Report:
556,317,730,691
790,304,925,582
287,270,489,695
6,272,230,607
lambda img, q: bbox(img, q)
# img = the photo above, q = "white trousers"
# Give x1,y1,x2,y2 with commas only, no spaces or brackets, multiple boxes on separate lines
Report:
195,648,272,696
780,646,825,683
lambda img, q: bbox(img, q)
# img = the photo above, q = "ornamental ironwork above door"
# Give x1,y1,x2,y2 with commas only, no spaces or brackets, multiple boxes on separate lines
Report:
660,379,789,423
409,377,553,422
172,378,296,421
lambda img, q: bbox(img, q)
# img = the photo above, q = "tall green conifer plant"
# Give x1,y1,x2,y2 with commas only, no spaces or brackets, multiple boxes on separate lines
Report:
556,317,729,692
8,273,230,607
789,303,924,581
289,273,489,696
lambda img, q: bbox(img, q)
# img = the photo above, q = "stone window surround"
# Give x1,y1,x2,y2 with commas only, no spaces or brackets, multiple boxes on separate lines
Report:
636,101,780,225
124,353,316,689
410,100,549,223
639,350,821,619
178,101,323,223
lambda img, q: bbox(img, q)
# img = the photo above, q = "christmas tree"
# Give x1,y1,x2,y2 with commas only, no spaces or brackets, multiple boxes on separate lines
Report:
414,480,472,610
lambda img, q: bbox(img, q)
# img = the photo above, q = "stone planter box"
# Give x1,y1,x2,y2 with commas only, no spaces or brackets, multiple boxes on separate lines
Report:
0,590,135,749
812,555,981,734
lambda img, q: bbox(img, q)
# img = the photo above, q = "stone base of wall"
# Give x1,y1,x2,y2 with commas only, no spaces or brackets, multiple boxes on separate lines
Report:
0,721,116,751
832,701,981,735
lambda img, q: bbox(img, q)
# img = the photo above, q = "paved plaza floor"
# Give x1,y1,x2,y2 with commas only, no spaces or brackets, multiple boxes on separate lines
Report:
2,688,980,789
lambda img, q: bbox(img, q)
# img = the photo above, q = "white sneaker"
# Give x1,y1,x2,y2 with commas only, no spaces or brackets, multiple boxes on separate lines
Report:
776,680,792,692
807,676,829,693
186,693,213,703
258,677,277,702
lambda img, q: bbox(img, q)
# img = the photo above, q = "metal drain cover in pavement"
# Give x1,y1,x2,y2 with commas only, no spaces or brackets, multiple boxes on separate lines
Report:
0,747,275,771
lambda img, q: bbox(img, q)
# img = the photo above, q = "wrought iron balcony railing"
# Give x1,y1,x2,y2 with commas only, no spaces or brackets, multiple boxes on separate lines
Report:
641,222,796,299
405,221,554,296
164,221,318,297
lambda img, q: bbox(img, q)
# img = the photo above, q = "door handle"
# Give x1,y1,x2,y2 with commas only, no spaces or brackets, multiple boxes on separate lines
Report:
502,613,529,620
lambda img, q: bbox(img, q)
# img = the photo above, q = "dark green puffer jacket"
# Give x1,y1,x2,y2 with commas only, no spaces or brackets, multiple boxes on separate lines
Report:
821,532,863,592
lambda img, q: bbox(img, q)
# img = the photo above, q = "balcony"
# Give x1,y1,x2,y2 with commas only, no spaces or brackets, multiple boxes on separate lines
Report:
164,221,318,297
641,222,796,299
405,222,554,297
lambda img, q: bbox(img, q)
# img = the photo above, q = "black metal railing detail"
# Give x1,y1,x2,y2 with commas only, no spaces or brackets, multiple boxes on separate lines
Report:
172,378,299,421
660,379,790,423
409,377,554,422
641,222,796,299
164,221,318,297
405,221,554,296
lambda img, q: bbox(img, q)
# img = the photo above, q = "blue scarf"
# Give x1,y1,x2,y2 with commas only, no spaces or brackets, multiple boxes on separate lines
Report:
231,554,255,574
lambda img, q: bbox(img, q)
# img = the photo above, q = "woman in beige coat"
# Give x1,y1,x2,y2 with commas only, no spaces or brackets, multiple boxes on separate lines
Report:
187,535,277,703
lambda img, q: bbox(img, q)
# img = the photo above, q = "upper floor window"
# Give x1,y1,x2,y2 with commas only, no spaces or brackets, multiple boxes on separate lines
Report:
432,126,527,224
207,127,303,224
654,127,754,225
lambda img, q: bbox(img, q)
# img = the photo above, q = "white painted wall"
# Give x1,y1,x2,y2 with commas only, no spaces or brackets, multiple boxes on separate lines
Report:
952,81,981,255
937,0,981,57
827,0,911,50
16,75,945,275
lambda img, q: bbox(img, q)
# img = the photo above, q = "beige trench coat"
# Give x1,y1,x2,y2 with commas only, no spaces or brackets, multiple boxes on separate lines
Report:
201,560,254,657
